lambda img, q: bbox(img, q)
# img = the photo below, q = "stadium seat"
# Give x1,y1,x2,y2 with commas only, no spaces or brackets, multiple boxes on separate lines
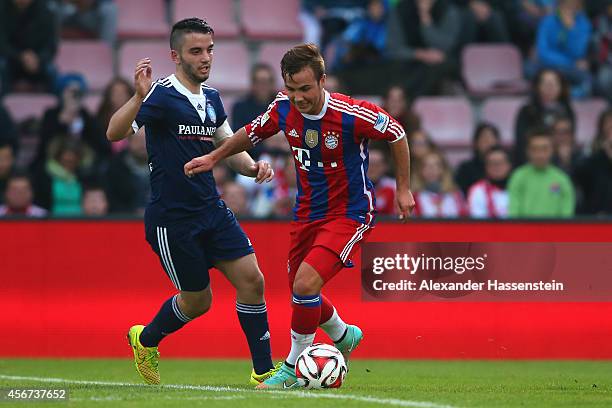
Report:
4,93,57,123
573,98,609,147
120,41,249,93
258,42,300,84
462,44,528,97
241,0,303,40
481,97,526,145
116,0,168,39
174,0,239,39
205,42,250,93
119,41,176,82
55,41,114,92
413,97,474,147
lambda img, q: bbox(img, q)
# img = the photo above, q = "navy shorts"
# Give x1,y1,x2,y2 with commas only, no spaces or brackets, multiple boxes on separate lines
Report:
145,200,254,292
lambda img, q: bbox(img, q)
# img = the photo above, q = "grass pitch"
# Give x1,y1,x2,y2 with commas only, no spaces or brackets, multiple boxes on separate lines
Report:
1,359,611,407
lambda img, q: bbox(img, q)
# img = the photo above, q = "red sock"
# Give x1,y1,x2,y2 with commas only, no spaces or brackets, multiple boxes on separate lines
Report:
319,294,335,324
291,293,321,334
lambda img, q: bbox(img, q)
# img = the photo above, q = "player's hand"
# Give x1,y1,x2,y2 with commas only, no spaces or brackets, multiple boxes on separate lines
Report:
134,58,153,100
184,154,216,177
250,160,274,184
397,188,415,223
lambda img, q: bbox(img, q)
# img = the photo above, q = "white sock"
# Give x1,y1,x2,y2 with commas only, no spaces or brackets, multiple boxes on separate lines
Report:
286,329,315,366
319,308,348,343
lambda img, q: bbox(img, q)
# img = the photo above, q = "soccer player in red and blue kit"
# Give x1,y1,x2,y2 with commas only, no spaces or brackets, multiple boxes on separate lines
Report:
185,44,415,388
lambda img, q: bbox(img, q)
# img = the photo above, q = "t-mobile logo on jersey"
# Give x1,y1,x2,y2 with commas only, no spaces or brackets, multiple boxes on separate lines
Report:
291,147,338,171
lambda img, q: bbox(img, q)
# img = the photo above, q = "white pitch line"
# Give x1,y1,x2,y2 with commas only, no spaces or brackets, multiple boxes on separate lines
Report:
0,374,458,408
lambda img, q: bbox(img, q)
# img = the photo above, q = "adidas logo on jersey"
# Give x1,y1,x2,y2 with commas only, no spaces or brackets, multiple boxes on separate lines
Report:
196,103,204,111
288,129,299,138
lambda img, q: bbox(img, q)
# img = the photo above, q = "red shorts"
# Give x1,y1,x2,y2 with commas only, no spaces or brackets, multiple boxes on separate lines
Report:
288,218,373,284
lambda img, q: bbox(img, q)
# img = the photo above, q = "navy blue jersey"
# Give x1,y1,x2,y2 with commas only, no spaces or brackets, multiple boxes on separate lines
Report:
132,74,228,222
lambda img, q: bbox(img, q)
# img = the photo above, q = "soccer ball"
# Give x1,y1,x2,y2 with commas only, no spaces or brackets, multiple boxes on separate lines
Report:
295,343,347,389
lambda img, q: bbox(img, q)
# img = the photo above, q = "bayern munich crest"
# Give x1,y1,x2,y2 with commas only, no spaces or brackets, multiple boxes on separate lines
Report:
324,131,339,149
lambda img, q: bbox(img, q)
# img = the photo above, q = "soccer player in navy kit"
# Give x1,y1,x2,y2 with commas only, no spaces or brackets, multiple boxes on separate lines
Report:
106,18,279,386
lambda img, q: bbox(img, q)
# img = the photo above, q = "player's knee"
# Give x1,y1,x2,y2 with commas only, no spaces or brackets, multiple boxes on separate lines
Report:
292,271,322,296
179,292,212,318
244,269,265,297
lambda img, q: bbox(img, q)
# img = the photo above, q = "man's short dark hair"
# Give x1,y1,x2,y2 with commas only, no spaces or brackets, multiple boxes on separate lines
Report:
170,18,214,51
250,63,275,83
281,43,325,82
484,145,510,161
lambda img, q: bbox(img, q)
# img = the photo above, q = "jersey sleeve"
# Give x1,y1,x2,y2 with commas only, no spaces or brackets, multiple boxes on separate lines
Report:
243,94,283,146
210,90,228,128
353,99,405,143
132,82,165,132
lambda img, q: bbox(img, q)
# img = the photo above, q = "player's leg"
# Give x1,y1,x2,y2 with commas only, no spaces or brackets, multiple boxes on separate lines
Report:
215,253,277,383
207,201,275,383
127,224,212,384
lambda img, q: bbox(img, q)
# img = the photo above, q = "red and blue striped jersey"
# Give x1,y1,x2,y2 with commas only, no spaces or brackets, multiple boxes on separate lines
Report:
244,91,405,224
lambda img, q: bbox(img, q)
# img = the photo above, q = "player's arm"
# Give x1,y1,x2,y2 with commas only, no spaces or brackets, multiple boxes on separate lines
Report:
106,58,152,141
389,136,415,221
213,120,274,183
357,100,415,221
185,98,282,177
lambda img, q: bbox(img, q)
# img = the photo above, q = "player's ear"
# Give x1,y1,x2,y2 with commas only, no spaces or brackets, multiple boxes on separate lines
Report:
170,49,180,65
319,74,326,89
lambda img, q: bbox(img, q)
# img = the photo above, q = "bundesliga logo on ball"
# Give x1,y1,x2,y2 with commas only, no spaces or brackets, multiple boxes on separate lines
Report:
295,343,347,389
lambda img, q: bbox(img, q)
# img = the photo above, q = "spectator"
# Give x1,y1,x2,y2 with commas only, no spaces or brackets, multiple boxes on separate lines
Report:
508,127,575,217
527,0,592,98
408,129,439,188
340,0,461,96
300,0,368,50
81,184,109,216
231,63,278,160
231,64,277,130
512,0,556,54
551,113,583,174
0,141,16,204
515,68,575,165
34,74,110,174
55,0,118,45
467,146,512,218
592,107,612,152
367,147,396,215
0,0,58,94
34,140,83,215
106,129,149,215
0,103,17,149
328,0,388,71
574,124,612,215
96,77,134,153
454,0,510,44
222,182,249,217
455,122,501,194
0,172,47,217
413,150,467,217
592,2,612,102
382,85,420,135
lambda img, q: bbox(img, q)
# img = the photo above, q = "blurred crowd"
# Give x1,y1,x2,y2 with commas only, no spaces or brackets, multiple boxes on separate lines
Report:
0,0,611,219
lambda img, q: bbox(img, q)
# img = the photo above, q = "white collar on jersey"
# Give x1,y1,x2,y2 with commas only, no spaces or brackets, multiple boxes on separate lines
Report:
169,74,204,97
169,74,208,123
300,90,330,120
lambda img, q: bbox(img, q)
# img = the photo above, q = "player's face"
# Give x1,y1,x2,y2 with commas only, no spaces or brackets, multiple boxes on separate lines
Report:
173,33,214,84
284,67,325,115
